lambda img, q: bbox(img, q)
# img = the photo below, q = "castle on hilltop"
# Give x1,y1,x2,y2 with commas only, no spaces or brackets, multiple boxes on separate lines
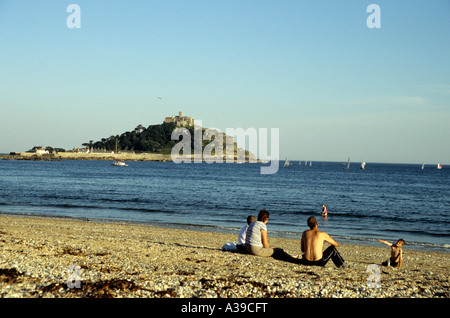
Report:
164,111,194,127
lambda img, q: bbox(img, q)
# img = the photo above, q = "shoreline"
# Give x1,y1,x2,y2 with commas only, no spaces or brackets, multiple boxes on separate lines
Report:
0,214,448,298
1,211,447,254
0,151,262,163
0,152,173,162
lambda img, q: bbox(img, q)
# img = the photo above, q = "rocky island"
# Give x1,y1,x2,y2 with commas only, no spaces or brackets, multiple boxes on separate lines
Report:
1,112,258,163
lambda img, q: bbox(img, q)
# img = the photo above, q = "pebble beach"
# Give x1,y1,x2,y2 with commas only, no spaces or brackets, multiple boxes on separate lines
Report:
0,214,448,300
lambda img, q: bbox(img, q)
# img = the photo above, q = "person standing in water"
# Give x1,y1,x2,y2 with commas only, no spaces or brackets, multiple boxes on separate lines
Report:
321,204,327,217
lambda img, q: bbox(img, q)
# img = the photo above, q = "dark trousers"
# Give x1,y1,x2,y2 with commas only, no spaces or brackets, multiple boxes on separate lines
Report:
272,248,301,264
236,244,248,254
301,245,345,268
382,258,399,267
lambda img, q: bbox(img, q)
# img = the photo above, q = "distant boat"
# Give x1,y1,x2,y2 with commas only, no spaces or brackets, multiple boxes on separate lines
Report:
360,160,366,170
283,158,290,167
437,163,442,170
421,163,425,170
344,157,350,170
309,161,312,167
112,160,128,166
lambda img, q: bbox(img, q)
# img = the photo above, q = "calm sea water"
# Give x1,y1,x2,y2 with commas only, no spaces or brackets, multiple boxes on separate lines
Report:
0,159,449,252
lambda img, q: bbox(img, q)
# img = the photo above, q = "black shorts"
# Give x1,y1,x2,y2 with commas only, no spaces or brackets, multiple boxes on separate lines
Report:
382,258,399,267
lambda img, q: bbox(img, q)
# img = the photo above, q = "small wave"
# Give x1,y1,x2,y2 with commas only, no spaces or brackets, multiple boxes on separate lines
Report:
405,241,450,251
45,203,101,210
44,203,183,215
383,227,450,238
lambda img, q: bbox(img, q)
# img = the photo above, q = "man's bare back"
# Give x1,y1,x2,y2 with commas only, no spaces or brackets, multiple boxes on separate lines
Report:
301,227,338,261
299,216,346,268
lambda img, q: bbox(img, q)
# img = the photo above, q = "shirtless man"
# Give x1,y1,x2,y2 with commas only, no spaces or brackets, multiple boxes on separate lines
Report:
299,216,346,268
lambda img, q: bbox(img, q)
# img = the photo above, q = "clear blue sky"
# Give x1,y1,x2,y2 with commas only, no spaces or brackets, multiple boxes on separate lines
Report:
1,0,449,164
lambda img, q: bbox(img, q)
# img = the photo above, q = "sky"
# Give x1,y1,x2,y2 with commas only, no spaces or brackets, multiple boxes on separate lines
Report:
0,0,449,164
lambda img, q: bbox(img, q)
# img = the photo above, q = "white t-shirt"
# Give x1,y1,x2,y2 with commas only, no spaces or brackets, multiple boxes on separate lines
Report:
245,221,267,247
238,225,248,245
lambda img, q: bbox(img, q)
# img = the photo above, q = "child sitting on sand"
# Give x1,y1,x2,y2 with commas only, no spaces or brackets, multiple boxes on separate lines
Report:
378,238,405,268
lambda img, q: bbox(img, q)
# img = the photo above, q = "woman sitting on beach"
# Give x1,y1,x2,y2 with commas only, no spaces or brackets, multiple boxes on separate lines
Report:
245,209,299,263
245,209,273,257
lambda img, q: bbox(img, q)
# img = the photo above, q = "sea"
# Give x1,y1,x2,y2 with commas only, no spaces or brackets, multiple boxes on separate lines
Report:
0,158,449,252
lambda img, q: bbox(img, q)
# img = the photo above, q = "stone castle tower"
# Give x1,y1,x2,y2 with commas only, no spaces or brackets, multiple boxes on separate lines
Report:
164,111,194,127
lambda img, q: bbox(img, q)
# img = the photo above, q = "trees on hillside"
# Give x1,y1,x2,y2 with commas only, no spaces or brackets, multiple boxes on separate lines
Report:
92,122,179,153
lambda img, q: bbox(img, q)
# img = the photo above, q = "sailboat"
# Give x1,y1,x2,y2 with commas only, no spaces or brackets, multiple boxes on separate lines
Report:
111,159,128,166
421,163,425,170
360,160,366,170
283,158,290,167
111,137,127,166
437,163,442,170
344,157,350,170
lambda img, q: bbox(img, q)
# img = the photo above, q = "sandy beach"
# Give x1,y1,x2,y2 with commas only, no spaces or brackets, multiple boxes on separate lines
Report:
0,214,448,300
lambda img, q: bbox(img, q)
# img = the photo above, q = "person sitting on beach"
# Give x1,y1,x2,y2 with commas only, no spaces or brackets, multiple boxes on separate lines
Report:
378,238,405,268
298,216,346,268
236,215,256,254
245,209,300,264
245,209,274,257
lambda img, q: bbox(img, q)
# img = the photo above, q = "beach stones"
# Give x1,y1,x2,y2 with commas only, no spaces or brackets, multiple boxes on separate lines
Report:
0,215,448,298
